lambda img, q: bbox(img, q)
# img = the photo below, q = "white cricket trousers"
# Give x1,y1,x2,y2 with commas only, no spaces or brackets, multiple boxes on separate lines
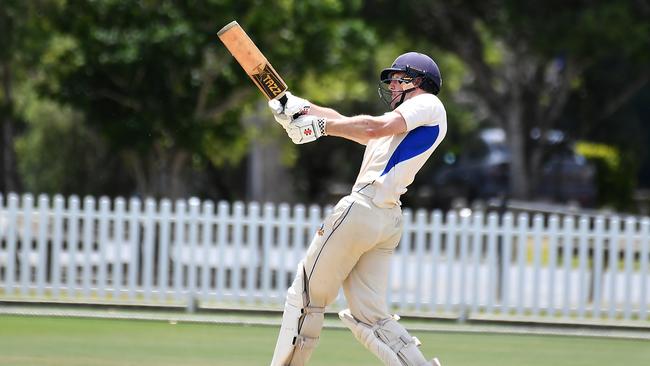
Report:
295,190,402,324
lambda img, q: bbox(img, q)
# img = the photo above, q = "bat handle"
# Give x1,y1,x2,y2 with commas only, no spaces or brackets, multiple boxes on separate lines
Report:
277,93,303,120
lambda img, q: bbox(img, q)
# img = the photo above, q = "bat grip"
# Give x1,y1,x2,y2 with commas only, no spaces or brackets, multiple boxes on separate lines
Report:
277,93,303,120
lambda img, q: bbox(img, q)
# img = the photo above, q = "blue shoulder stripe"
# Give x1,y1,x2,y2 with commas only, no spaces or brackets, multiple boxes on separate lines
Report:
380,125,440,177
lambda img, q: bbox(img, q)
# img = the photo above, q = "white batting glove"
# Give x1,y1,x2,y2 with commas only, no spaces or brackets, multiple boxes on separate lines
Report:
268,91,310,128
286,115,327,144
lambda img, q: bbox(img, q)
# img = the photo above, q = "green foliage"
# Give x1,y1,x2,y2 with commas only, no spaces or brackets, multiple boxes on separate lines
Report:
4,0,648,204
576,141,636,210
575,142,620,170
30,0,376,197
14,83,111,196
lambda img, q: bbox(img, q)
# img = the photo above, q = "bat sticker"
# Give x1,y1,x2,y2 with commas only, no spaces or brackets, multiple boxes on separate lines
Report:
252,64,285,99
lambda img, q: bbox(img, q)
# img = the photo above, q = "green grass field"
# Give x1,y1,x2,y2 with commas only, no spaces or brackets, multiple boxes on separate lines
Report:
1,315,649,366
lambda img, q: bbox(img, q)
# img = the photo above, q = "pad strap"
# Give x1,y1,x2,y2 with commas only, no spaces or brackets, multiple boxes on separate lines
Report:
293,334,319,350
303,306,324,314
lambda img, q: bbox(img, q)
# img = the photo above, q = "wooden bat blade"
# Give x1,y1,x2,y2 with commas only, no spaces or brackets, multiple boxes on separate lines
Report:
218,21,288,101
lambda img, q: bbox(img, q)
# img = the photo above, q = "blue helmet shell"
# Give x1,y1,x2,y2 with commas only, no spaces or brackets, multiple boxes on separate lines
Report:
380,52,442,94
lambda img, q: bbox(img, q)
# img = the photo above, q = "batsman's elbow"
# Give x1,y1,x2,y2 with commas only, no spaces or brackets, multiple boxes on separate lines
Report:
365,127,385,139
365,122,400,139
365,113,406,139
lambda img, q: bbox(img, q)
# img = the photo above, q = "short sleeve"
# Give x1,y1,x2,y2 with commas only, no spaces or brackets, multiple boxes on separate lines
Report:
395,93,446,131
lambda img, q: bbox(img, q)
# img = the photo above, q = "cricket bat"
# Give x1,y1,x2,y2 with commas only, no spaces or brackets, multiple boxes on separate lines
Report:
218,21,289,105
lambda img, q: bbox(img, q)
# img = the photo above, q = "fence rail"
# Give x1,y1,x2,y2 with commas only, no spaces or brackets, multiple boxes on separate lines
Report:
1,193,649,322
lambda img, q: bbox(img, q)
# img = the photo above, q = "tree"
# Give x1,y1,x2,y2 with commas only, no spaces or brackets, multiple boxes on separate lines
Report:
0,1,56,193
363,0,650,201
39,0,376,199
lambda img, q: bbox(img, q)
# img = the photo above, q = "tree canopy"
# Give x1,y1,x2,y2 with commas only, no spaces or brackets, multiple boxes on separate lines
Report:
362,0,649,204
1,0,648,211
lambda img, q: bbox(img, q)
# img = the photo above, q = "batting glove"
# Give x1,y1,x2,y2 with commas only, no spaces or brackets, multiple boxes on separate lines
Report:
286,115,327,144
268,91,310,128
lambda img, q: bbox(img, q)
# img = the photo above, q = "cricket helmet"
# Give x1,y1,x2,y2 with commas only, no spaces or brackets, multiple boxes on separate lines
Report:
380,52,442,95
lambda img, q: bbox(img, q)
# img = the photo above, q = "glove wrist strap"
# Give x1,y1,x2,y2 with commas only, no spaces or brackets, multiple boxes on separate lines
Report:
317,118,327,136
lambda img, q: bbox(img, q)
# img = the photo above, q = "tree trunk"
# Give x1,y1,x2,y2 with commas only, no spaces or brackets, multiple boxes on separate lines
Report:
169,149,189,199
123,150,148,197
503,51,530,200
506,98,529,199
1,61,19,193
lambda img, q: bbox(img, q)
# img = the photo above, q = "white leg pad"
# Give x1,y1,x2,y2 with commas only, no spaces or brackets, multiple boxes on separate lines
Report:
270,265,325,366
339,309,431,366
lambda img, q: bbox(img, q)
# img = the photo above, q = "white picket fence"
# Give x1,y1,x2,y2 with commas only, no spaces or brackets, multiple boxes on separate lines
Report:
1,193,649,323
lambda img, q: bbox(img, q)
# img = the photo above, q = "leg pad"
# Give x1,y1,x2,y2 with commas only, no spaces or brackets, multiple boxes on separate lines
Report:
339,308,432,366
270,265,325,366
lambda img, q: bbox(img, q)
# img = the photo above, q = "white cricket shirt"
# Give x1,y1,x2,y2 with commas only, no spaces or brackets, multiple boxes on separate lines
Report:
353,93,447,207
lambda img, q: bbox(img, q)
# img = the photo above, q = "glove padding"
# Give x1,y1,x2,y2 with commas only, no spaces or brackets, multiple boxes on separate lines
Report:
287,115,327,144
268,91,310,128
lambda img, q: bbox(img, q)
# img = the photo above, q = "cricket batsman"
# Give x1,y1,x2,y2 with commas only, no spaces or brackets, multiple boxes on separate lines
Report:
268,52,447,366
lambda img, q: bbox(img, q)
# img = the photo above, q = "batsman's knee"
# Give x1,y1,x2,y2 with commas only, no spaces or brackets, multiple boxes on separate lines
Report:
339,308,440,366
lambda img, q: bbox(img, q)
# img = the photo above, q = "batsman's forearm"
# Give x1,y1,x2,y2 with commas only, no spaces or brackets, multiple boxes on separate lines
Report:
309,104,346,120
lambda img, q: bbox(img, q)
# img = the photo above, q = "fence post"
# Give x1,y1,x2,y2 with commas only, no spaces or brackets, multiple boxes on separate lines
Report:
640,218,649,320
485,212,498,315
157,199,172,301
500,213,514,315
4,193,19,296
51,195,65,298
444,211,457,314
607,217,621,319
531,214,544,317
81,196,95,299
414,209,427,312
173,199,187,303
469,211,483,316
187,198,201,310
261,203,274,306
215,201,228,303
399,209,412,311
623,217,636,320
127,198,141,301
547,215,559,316
66,196,80,298
246,202,260,305
200,200,215,302
142,198,157,301
231,201,244,302
516,213,529,316
591,217,605,318
36,194,49,297
561,216,575,318
577,216,590,319
429,210,443,313
97,197,111,300
20,194,34,296
112,198,126,299
276,203,290,300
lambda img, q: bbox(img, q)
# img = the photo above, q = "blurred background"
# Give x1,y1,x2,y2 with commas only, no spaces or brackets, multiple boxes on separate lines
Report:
1,2,650,365
1,0,648,214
